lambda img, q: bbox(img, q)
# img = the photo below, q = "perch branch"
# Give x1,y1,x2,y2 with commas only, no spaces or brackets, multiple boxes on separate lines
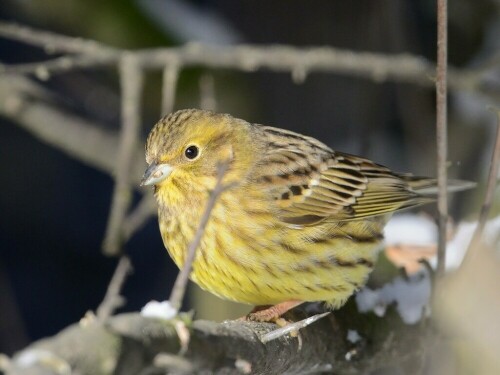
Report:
435,0,448,278
4,310,434,375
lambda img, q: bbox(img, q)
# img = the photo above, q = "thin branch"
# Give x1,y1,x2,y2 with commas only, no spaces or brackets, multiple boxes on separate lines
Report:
435,0,448,278
0,75,135,176
0,76,157,245
199,74,217,111
96,256,133,322
168,161,233,312
463,110,500,262
260,312,331,343
0,54,114,76
122,193,157,242
0,22,117,55
103,54,144,256
161,63,179,116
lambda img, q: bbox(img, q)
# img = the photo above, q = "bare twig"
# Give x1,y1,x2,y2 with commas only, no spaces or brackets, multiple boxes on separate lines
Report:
168,161,233,312
161,63,180,116
122,193,157,242
260,312,331,344
0,76,133,175
0,55,113,77
96,256,133,322
435,0,448,278
463,110,500,262
199,74,217,111
103,54,144,256
0,75,156,245
0,22,116,55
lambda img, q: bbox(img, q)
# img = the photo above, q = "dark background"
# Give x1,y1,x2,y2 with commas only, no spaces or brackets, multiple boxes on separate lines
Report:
0,0,494,355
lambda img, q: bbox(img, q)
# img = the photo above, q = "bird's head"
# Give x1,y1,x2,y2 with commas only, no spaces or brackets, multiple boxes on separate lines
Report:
141,109,257,190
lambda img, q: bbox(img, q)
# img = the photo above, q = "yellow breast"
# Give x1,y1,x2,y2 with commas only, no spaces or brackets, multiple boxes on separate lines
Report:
158,187,384,307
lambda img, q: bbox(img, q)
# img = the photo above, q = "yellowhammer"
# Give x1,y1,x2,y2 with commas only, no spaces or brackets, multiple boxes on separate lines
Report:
141,109,465,321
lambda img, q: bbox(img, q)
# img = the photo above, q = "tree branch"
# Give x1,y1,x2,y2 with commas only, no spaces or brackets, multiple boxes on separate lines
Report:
0,22,493,96
0,22,117,55
103,55,144,256
161,62,179,116
463,110,500,263
3,307,435,375
199,73,217,111
121,193,157,242
0,75,153,240
0,75,137,177
96,256,133,322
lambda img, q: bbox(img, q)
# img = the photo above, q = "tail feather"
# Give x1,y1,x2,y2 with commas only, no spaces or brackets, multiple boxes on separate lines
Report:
400,175,477,195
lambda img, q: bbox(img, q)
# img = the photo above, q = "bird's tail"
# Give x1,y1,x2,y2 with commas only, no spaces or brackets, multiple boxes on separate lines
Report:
401,175,477,195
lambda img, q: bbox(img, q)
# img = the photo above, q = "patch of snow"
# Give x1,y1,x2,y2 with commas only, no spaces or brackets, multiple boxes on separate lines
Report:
346,329,361,344
234,359,252,374
385,214,500,271
345,350,356,361
356,271,431,324
442,216,500,270
359,214,499,323
141,300,177,320
384,214,437,246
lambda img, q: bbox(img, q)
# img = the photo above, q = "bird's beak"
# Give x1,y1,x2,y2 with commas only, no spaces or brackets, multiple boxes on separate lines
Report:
140,163,173,186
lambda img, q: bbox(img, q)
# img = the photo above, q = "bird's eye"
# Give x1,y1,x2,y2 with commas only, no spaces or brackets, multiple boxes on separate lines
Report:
184,145,199,160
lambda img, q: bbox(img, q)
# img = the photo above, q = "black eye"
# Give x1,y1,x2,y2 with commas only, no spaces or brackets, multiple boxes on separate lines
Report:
184,145,199,159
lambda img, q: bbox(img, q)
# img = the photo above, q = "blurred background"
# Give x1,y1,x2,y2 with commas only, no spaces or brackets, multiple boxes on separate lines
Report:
0,0,497,368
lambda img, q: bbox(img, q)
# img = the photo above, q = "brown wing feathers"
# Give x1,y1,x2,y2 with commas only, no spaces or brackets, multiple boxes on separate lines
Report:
255,126,429,225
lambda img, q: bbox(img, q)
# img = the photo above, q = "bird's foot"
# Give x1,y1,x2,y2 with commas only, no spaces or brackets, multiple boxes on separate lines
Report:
244,300,303,323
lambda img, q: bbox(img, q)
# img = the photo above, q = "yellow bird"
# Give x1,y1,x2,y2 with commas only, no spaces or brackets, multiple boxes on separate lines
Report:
141,109,461,321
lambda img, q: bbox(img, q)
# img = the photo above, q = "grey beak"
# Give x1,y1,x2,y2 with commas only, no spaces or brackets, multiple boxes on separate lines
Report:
140,163,173,186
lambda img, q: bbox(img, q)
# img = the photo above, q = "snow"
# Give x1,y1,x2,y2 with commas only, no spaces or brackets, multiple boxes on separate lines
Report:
357,214,499,324
440,215,500,270
356,271,431,324
345,350,356,361
385,214,500,270
140,300,177,320
384,214,437,246
346,329,361,344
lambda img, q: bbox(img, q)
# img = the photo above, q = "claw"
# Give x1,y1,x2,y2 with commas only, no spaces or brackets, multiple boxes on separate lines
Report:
244,300,304,322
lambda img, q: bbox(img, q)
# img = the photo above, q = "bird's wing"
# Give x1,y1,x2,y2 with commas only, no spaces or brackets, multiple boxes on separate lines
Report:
254,127,427,226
